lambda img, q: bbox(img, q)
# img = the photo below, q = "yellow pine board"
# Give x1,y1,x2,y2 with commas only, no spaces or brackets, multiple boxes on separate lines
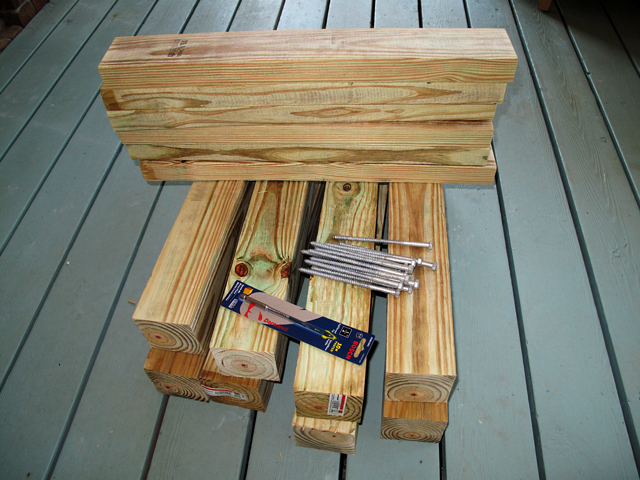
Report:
106,103,497,130
133,181,249,354
138,149,496,184
209,181,312,381
385,183,456,403
99,28,518,87
292,413,358,455
381,400,448,442
293,182,377,423
144,349,208,402
200,352,273,412
118,122,494,150
101,82,506,110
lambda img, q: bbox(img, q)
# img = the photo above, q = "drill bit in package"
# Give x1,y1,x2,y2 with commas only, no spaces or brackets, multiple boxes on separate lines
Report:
221,280,375,366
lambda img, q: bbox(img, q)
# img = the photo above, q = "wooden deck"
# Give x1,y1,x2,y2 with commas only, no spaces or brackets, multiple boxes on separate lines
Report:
0,0,639,478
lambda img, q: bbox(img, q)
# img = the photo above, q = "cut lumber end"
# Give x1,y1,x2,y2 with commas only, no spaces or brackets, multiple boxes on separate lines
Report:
293,390,364,423
211,345,283,382
200,352,273,412
381,400,448,442
384,373,456,403
144,349,208,402
136,320,206,354
292,413,358,455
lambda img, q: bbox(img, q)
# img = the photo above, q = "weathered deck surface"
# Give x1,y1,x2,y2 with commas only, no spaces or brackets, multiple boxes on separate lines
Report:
1,0,639,479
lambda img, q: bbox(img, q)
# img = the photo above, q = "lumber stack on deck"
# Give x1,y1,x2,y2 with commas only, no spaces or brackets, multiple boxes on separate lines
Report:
381,183,454,443
98,28,516,183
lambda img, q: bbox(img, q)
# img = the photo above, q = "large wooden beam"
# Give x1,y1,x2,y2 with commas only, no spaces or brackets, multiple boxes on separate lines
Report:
381,400,448,442
200,352,273,412
139,149,496,184
101,82,506,110
293,182,377,423
209,181,316,381
292,413,358,455
144,349,208,402
133,181,250,354
118,122,493,166
385,183,456,403
99,29,517,88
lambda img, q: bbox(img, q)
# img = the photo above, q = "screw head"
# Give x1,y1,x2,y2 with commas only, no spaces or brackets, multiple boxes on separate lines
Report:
235,263,249,277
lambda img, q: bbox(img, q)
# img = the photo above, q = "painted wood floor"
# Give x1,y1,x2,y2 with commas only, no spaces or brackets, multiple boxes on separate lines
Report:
0,0,638,478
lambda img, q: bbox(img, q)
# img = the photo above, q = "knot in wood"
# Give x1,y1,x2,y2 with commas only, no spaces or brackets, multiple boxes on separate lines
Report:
234,262,249,277
342,183,352,192
280,262,292,279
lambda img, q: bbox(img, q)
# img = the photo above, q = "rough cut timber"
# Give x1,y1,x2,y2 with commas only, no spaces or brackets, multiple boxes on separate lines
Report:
98,28,518,88
293,182,377,423
139,149,496,184
200,352,273,412
101,82,506,111
210,181,315,381
292,413,358,455
144,349,208,402
133,181,250,354
385,183,456,403
106,103,497,129
381,400,448,442
118,122,493,166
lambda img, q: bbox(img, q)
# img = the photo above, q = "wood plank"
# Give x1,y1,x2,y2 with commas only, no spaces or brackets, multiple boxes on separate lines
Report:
0,0,78,92
293,182,377,423
601,0,640,71
385,183,455,403
0,0,124,158
0,0,166,251
144,349,209,402
277,0,327,30
98,28,518,88
228,0,283,32
50,185,193,480
138,148,496,184
512,0,640,464
119,122,494,166
106,103,497,130
419,1,539,477
245,321,342,478
0,148,161,480
200,352,274,412
210,181,313,381
133,181,250,354
293,412,358,454
101,82,507,109
559,0,640,211
469,0,639,477
381,400,448,442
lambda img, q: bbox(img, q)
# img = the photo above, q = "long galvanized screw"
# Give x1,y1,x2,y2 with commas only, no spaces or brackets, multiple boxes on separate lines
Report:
299,267,401,297
301,248,413,274
308,244,415,274
305,249,419,288
305,259,414,293
333,235,433,249
333,243,437,271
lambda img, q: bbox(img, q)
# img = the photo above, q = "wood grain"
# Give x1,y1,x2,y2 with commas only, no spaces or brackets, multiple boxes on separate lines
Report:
99,28,518,88
210,181,313,381
200,352,273,412
293,182,377,423
144,348,208,402
133,181,249,354
101,82,506,110
139,148,496,184
107,103,497,130
385,183,456,403
381,400,448,442
292,413,358,455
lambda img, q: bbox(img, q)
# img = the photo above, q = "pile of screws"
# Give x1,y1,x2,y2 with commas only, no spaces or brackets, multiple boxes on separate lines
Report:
298,236,436,298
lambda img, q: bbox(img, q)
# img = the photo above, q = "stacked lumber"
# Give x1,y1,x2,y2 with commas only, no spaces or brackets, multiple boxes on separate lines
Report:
292,182,378,454
381,183,455,442
98,28,517,183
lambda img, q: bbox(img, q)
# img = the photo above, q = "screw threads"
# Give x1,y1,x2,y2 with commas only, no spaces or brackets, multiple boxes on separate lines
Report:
333,235,433,249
